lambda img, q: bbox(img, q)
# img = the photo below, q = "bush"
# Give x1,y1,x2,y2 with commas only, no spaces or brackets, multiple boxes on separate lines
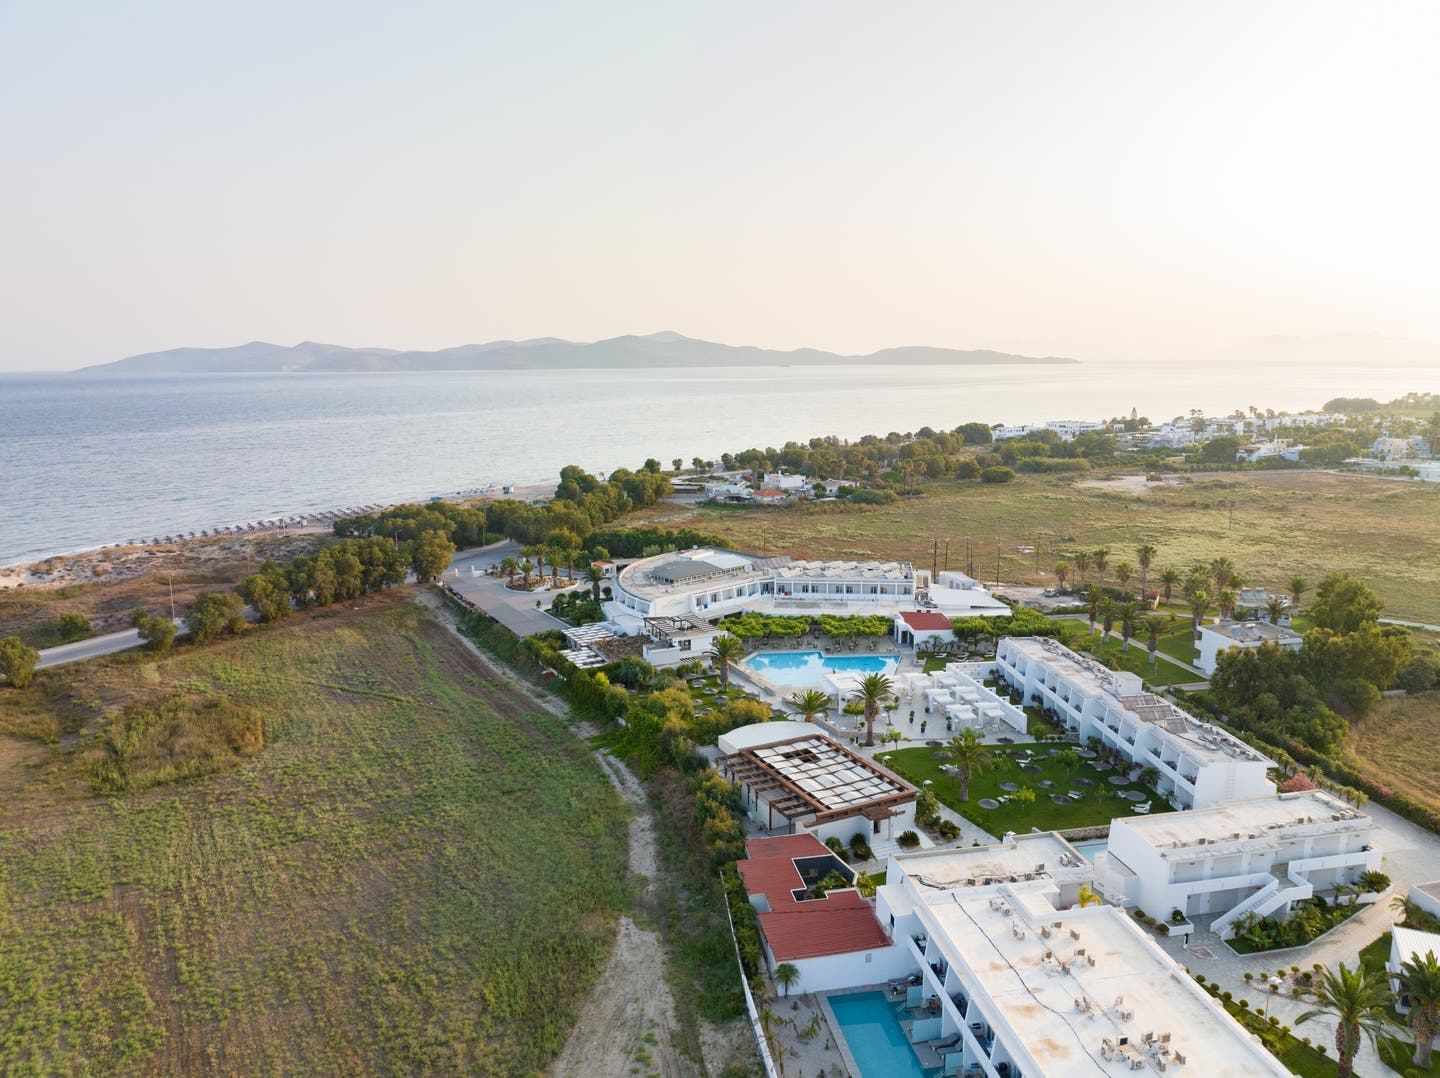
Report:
936,819,961,840
825,836,849,862
980,466,1016,484
897,830,920,850
849,834,874,862
1361,870,1391,892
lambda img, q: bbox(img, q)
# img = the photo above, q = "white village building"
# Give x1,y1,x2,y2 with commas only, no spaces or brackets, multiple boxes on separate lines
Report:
1193,619,1303,676
995,637,1274,809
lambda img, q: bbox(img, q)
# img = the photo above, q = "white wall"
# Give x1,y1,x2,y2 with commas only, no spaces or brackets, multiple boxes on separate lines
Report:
766,940,914,995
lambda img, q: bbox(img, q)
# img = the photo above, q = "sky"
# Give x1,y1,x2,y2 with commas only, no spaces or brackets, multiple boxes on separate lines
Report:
3,1,1440,371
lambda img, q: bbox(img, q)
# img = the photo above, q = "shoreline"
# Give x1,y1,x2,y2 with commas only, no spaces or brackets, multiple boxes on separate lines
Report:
0,481,559,591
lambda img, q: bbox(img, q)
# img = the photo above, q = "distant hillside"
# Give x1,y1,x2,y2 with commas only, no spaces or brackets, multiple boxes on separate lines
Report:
80,332,1079,375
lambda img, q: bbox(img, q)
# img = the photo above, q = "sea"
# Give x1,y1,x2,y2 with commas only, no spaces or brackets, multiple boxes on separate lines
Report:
1,358,1433,567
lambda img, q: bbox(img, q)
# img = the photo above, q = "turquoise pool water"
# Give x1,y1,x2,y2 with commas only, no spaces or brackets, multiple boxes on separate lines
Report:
744,651,900,686
1073,839,1109,861
829,990,933,1078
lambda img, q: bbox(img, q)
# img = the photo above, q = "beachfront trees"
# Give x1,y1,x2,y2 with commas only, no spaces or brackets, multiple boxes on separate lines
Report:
236,567,292,623
945,728,993,802
132,609,178,653
410,531,455,582
1296,963,1393,1078
1158,567,1180,603
788,688,831,724
708,634,746,691
0,635,39,689
1397,951,1440,1067
1137,543,1157,602
1054,561,1070,591
187,592,246,645
850,673,896,748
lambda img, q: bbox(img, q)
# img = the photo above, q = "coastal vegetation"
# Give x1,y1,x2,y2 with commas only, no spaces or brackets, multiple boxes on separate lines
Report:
0,598,629,1075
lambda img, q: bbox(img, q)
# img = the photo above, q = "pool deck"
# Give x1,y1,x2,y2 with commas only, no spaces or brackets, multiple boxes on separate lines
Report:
819,985,944,1077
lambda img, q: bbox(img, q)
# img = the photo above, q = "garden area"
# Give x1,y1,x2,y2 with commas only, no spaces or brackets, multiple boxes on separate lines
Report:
1226,881,1387,954
881,739,1162,832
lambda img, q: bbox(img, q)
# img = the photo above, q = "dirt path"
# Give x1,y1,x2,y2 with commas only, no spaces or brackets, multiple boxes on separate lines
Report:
415,592,694,1077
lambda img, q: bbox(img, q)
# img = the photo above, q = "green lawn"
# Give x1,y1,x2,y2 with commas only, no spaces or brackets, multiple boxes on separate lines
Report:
1077,634,1198,686
0,598,630,1076
883,742,1160,832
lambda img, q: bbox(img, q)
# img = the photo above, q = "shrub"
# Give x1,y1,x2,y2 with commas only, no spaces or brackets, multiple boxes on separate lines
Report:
849,834,874,862
980,466,1016,484
826,836,850,862
936,819,961,840
897,830,921,850
1361,870,1391,892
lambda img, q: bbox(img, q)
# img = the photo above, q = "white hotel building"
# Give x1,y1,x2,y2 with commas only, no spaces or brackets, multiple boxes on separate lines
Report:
604,547,1009,633
995,637,1274,809
1095,791,1381,939
872,835,1291,1077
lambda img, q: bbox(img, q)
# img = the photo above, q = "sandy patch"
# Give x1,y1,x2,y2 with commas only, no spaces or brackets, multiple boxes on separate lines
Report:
1076,473,1186,494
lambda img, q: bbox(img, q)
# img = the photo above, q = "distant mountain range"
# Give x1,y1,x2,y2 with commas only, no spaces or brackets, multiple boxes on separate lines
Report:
80,332,1079,375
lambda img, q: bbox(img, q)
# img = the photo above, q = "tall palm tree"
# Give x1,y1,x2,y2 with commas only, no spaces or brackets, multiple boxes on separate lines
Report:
500,556,518,585
1092,548,1111,592
1054,560,1071,591
789,688,831,724
708,634,746,691
1137,543,1158,603
1115,561,1135,599
1396,951,1440,1068
1074,551,1092,588
945,727,994,802
519,558,535,588
1265,597,1287,625
1215,587,1239,621
1158,567,1180,603
1296,962,1394,1078
850,673,896,747
1209,556,1237,594
1084,586,1102,634
1141,614,1169,665
1289,575,1309,612
1100,598,1117,640
1119,603,1137,651
584,562,606,602
1185,587,1210,631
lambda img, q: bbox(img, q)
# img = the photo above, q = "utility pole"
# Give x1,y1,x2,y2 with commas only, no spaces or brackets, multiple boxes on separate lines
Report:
931,538,938,579
943,539,950,572
966,535,974,578
995,536,1002,588
166,572,176,621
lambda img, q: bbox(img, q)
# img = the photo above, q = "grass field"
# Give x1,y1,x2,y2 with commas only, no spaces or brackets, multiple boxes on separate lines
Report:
635,470,1440,623
0,596,629,1076
1347,690,1440,812
883,742,1159,832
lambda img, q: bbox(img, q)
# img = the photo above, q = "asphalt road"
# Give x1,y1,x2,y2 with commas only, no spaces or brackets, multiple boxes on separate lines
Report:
34,619,185,670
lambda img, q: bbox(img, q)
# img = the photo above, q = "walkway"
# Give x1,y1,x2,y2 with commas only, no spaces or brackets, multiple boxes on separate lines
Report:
442,539,581,638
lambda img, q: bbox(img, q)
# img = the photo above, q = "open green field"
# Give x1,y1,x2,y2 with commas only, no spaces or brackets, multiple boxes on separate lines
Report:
1064,627,1198,686
636,469,1440,623
883,742,1159,833
0,597,628,1076
1348,690,1440,813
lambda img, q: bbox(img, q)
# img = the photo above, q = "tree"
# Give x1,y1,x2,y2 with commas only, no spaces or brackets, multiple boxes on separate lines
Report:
707,634,746,691
1054,560,1071,591
1074,551,1092,588
1114,561,1134,599
131,608,177,653
945,727,993,802
1158,567,1180,603
789,688,831,724
773,962,800,997
186,592,246,645
1265,597,1287,625
1215,587,1238,621
980,466,1015,484
1296,962,1394,1078
1137,543,1157,602
1311,572,1384,634
1118,603,1137,651
410,530,455,582
850,673,896,747
1055,746,1081,779
1185,587,1210,631
1201,435,1242,462
500,556,518,585
57,612,91,641
1084,587,1102,634
236,569,291,623
1289,576,1309,611
1092,548,1111,592
1100,598,1117,640
519,559,534,588
584,562,606,602
0,635,39,689
1141,614,1169,665
880,727,906,750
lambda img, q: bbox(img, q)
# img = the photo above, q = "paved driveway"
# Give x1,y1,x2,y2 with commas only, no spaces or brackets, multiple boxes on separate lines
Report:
441,541,582,638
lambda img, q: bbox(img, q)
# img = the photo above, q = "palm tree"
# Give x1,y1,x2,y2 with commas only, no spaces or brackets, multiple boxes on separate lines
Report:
1084,586,1102,634
708,634,746,691
850,673,896,747
1185,587,1210,631
1289,575,1309,612
1119,603,1137,651
773,962,801,998
519,558,535,588
1396,951,1440,1068
1074,551,1092,588
1137,543,1158,603
1265,596,1287,624
789,688,831,724
1054,560,1071,591
1114,561,1134,599
584,562,606,602
1141,614,1169,665
1092,548,1111,592
1215,587,1238,621
1296,962,1394,1078
1100,598,1117,640
945,727,994,802
1158,567,1180,603
1209,556,1236,594
500,556,518,585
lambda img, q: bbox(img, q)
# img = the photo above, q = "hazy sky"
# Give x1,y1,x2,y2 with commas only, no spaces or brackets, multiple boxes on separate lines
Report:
4,2,1440,371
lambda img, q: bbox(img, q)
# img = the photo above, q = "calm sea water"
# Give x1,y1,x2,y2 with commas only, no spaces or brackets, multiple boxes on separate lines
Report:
0,360,1431,565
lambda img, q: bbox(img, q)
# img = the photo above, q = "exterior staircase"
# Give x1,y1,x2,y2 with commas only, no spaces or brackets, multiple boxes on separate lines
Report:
1212,863,1314,940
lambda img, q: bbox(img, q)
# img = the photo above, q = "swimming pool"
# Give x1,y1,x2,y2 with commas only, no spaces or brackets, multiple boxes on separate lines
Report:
829,990,933,1078
744,651,900,686
1073,839,1109,862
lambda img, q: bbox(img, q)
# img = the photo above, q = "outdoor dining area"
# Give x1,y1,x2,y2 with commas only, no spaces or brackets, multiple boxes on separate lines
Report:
892,669,1028,737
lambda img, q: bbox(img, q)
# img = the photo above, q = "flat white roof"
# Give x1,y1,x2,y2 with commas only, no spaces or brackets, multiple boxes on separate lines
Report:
925,896,1289,1075
895,833,1089,892
1393,926,1440,966
717,720,817,755
1201,620,1302,644
1118,791,1370,852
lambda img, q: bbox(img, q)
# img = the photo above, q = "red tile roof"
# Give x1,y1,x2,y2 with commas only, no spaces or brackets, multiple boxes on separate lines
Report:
899,610,954,631
737,834,892,962
756,488,787,497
